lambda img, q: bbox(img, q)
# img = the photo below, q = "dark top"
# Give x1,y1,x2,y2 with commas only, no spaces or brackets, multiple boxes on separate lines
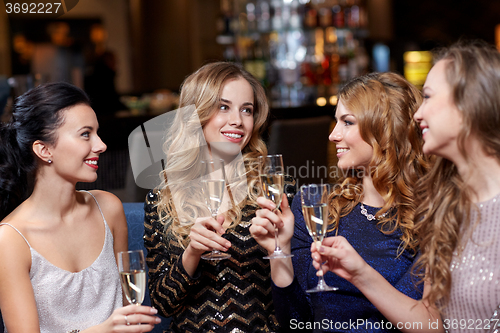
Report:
144,182,295,333
272,195,423,332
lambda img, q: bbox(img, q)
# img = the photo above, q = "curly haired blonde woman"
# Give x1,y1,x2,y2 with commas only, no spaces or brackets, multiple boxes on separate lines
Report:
250,72,429,332
312,40,500,333
144,62,294,332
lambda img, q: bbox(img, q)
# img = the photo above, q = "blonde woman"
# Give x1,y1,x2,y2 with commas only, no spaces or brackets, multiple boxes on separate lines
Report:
144,62,294,332
251,72,429,332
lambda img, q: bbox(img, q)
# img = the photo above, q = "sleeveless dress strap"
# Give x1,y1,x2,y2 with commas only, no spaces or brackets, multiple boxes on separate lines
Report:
78,190,106,223
0,223,32,248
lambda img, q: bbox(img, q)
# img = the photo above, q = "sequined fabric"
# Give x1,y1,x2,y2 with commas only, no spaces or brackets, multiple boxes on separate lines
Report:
1,191,122,333
445,194,500,332
272,196,423,332
144,183,295,333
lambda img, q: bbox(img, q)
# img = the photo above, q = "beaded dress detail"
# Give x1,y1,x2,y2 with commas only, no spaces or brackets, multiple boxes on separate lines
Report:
445,194,500,333
144,177,296,333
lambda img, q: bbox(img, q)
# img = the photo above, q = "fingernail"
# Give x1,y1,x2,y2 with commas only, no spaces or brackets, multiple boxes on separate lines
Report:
156,317,162,323
151,308,158,314
225,241,231,248
270,203,276,210
319,246,325,253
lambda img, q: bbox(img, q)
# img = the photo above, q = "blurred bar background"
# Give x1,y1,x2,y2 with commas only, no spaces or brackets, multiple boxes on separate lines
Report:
0,0,499,200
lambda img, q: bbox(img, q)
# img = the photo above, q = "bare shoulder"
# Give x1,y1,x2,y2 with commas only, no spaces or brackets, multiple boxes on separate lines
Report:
87,190,126,229
0,219,32,269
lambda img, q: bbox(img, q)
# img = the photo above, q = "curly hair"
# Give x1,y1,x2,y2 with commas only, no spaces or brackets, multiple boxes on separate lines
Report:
156,62,268,248
413,40,500,310
328,72,429,254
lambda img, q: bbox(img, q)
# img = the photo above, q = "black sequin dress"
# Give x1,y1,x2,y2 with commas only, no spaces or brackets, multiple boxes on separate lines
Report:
144,181,295,333
272,195,423,333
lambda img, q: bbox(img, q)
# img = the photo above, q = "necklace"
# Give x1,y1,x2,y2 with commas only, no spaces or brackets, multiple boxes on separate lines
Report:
360,203,387,221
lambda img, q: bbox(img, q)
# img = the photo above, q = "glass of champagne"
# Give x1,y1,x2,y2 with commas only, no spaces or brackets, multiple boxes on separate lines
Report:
118,250,146,305
300,184,338,293
200,159,231,260
259,154,293,259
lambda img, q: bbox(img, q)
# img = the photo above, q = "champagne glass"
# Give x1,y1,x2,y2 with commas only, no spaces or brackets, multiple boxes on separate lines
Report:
118,250,146,305
300,184,338,293
259,154,293,259
200,159,231,260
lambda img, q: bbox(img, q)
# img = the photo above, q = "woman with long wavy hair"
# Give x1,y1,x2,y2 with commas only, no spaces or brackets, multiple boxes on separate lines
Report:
312,40,500,332
144,62,294,332
250,72,429,332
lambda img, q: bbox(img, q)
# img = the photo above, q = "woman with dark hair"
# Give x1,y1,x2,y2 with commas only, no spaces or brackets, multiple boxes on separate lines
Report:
312,40,500,332
251,72,430,332
144,62,294,332
0,82,160,332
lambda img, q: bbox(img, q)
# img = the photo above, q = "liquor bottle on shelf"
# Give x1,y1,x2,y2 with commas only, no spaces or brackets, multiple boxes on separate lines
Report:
246,0,257,32
270,0,283,31
257,0,271,32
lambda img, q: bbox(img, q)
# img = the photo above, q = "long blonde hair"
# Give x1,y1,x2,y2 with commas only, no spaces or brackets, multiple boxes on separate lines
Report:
414,40,500,309
156,62,268,247
328,72,429,253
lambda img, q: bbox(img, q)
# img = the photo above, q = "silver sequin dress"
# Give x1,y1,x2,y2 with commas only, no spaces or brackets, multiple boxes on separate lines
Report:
445,194,500,332
1,191,122,333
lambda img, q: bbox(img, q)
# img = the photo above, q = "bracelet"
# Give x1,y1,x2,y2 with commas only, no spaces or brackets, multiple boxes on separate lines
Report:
67,330,80,333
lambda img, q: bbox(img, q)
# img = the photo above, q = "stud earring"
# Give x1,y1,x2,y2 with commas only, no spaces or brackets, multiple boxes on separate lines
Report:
48,159,52,164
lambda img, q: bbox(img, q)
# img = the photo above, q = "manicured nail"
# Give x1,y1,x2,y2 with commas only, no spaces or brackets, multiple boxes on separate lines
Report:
156,317,162,323
151,308,158,314
319,246,325,253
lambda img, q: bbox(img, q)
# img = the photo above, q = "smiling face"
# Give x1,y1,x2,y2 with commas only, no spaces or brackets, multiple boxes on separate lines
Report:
202,77,255,155
49,104,107,183
414,60,463,160
330,100,373,171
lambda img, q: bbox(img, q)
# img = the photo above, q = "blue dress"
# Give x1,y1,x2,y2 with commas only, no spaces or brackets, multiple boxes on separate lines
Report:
272,195,423,332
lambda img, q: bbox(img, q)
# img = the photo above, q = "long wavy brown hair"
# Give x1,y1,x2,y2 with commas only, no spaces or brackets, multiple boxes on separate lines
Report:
328,72,429,253
156,62,268,247
413,40,500,309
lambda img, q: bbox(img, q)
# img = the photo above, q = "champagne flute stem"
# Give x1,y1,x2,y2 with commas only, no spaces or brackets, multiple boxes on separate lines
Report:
212,212,223,255
317,264,327,288
272,208,282,253
273,227,281,252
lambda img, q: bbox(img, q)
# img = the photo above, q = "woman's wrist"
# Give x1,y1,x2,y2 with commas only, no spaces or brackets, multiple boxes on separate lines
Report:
182,245,202,277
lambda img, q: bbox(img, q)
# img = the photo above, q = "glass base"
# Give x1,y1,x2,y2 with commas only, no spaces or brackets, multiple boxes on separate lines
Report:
306,280,338,293
201,251,231,261
263,250,294,260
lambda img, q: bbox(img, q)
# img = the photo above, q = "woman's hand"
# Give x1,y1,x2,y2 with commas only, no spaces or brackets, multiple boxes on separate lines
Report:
182,214,231,276
311,236,370,284
186,215,231,257
86,304,160,332
250,194,294,255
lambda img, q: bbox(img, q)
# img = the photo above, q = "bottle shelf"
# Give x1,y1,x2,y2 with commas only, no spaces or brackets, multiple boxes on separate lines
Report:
217,0,370,107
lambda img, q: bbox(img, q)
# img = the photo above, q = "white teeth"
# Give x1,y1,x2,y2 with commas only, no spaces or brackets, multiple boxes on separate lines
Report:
422,128,429,134
337,148,349,153
85,160,97,165
223,133,243,139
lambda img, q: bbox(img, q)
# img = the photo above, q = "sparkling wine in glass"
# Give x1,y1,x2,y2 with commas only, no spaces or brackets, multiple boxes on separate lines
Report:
301,184,337,293
259,154,293,259
118,250,146,305
201,159,231,260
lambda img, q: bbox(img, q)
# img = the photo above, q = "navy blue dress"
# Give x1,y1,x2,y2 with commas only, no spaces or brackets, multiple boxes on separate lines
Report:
272,195,423,332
